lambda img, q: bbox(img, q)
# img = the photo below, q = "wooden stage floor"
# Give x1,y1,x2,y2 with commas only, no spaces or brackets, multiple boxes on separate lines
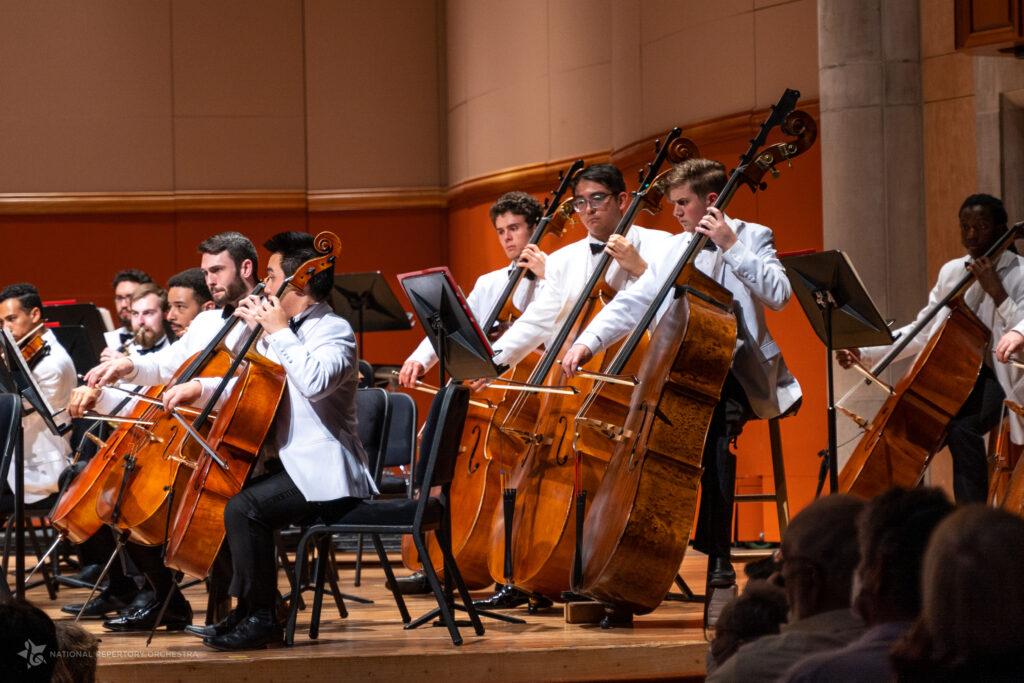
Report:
27,551,749,682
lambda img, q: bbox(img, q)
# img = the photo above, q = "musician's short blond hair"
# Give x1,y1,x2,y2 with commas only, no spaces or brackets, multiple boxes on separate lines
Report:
130,282,168,312
661,158,727,200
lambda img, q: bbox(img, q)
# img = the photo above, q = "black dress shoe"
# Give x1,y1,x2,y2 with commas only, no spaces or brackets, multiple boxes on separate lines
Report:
203,612,282,651
185,608,245,638
386,570,432,595
57,563,106,589
102,597,192,632
473,584,530,609
61,591,133,619
707,556,736,589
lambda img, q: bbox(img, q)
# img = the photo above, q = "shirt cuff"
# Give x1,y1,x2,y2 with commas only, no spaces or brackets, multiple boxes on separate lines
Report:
576,331,603,356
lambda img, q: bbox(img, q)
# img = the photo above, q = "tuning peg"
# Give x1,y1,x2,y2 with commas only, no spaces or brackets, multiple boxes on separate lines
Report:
654,138,660,151
769,166,780,179
638,169,644,184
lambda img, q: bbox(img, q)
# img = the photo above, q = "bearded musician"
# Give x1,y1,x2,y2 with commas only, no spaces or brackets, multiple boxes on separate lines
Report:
76,232,377,651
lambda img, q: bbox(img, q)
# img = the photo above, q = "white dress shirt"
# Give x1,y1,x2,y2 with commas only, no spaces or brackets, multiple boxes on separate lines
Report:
103,326,131,351
126,303,377,502
867,250,1024,442
406,263,543,371
575,216,801,419
491,225,672,368
11,330,75,504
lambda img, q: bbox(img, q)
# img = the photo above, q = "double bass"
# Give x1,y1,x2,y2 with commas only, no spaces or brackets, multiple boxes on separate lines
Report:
839,222,1022,498
486,131,699,599
575,90,816,614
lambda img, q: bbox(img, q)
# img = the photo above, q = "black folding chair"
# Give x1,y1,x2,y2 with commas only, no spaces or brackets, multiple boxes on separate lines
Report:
286,384,482,646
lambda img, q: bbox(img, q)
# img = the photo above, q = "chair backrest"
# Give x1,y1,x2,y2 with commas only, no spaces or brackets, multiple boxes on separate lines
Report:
414,384,470,494
355,388,391,480
383,391,417,473
358,358,374,389
0,393,23,487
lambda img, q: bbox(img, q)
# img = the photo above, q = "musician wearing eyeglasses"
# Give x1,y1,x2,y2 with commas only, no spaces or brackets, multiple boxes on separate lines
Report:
561,158,802,593
101,269,153,360
486,164,672,372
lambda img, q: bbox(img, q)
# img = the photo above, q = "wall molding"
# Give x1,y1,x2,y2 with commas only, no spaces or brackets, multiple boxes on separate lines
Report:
0,101,818,216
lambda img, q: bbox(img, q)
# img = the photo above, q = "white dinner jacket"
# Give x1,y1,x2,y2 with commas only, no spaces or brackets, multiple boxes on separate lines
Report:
11,331,75,503
492,225,672,368
406,263,543,371
128,303,377,502
576,217,801,420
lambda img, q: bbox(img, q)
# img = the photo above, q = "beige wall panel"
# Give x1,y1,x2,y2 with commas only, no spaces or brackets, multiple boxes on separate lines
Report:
463,77,550,182
922,53,974,102
640,0,753,45
923,96,976,279
611,0,643,150
450,0,548,102
448,102,470,186
304,0,442,189
171,0,304,117
549,0,611,71
0,116,173,192
920,0,954,58
642,12,755,134
0,0,173,191
550,62,612,159
754,0,819,106
173,116,306,189
446,0,470,108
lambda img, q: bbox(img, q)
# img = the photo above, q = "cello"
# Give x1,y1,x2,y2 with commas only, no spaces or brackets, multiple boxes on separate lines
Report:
839,222,1022,499
485,132,699,599
575,90,816,614
164,232,342,578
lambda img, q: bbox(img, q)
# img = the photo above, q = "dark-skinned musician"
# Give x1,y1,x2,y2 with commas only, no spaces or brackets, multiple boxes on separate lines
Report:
562,158,801,592
165,267,215,340
79,232,377,650
858,193,1024,503
68,232,261,631
396,190,547,600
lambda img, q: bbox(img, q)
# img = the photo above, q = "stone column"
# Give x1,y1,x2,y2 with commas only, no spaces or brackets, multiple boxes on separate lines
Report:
818,0,926,466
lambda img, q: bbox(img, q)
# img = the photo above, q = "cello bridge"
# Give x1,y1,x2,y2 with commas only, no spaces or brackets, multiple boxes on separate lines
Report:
498,427,543,445
575,417,632,442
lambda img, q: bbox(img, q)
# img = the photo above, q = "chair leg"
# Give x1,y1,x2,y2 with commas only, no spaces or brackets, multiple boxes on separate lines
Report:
286,531,314,647
436,526,483,636
323,539,348,619
309,537,330,640
353,533,364,586
276,531,304,610
768,417,790,535
372,534,410,624
1,517,14,576
27,520,57,600
413,531,462,646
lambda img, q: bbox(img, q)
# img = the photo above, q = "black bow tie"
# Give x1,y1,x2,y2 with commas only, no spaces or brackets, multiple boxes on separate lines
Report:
221,305,235,320
137,345,158,355
119,331,133,344
589,242,606,255
288,317,305,334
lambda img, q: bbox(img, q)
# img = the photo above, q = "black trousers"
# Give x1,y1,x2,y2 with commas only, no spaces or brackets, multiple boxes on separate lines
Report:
223,467,358,613
943,363,1004,503
693,373,754,561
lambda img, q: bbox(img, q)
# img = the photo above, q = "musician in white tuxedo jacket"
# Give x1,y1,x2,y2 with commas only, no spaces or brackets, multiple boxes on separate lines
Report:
0,284,75,511
158,231,376,650
490,164,672,370
400,191,547,388
563,159,802,588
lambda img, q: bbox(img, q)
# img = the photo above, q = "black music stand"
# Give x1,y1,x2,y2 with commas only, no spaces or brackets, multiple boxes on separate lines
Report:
397,267,520,626
331,272,412,358
782,250,893,494
397,267,501,383
42,302,107,375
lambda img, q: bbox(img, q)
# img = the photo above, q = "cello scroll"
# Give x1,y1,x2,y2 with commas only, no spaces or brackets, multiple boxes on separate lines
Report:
738,110,817,192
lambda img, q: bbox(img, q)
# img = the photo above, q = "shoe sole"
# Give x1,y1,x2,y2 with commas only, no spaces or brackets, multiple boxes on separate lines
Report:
202,638,283,652
102,622,190,633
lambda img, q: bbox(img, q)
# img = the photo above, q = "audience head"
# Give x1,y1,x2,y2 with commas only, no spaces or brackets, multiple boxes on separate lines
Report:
165,267,214,338
710,580,788,669
779,494,864,621
198,231,258,306
852,486,954,625
110,269,152,328
51,621,98,683
0,282,44,339
893,505,1024,679
0,600,58,682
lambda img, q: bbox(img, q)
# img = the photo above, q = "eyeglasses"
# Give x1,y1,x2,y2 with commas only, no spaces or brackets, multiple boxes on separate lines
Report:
572,192,613,213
